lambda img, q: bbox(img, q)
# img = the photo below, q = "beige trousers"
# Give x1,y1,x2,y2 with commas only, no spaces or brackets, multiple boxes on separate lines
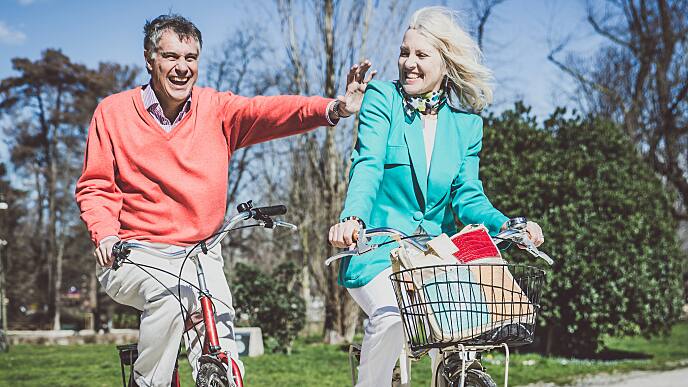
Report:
97,243,241,387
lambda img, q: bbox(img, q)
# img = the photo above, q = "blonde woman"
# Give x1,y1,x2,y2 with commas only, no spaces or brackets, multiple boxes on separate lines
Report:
328,7,544,386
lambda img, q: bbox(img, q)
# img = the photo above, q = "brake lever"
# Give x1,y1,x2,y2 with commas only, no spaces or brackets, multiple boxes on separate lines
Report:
355,228,374,254
515,235,554,265
274,220,298,230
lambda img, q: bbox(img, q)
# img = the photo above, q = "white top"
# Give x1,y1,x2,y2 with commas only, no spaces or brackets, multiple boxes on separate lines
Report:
422,115,437,174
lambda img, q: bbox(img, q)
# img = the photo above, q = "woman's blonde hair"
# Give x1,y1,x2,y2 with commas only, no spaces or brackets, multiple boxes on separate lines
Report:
408,6,493,112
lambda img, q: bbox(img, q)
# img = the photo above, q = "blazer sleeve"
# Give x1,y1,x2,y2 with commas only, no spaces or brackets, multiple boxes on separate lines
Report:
450,115,508,234
220,92,333,151
339,81,392,226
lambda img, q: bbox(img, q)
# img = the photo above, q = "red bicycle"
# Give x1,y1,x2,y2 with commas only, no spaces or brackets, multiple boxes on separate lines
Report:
111,201,296,387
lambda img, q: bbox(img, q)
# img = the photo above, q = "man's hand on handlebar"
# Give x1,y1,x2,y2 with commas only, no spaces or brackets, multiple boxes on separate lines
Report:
95,235,120,267
328,219,361,249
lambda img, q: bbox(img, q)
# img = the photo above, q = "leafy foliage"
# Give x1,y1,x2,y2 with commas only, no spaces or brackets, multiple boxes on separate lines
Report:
232,262,306,354
480,103,685,356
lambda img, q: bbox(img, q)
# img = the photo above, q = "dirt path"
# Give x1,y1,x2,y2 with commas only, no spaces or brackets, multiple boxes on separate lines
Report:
520,367,688,387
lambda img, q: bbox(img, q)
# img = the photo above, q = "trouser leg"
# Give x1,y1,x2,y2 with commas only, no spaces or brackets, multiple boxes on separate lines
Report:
97,245,224,387
347,268,404,387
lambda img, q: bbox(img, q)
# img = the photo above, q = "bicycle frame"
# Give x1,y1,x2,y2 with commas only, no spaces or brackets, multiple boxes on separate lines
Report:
113,201,295,387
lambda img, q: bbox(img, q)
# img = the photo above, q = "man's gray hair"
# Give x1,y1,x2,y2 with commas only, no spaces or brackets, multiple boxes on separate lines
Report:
143,14,202,59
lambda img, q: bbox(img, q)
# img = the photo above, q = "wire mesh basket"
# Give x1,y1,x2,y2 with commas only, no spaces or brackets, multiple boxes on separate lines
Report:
389,264,545,354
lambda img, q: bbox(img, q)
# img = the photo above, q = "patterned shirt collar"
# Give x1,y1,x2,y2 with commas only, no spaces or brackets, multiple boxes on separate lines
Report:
141,82,192,132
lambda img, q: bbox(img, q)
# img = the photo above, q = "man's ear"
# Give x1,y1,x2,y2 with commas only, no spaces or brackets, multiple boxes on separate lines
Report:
144,50,153,72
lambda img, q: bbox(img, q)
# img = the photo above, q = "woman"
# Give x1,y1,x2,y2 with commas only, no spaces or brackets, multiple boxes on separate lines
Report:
328,6,544,386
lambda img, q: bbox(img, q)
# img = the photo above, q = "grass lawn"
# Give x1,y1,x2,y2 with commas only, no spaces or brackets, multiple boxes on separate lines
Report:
1,322,687,386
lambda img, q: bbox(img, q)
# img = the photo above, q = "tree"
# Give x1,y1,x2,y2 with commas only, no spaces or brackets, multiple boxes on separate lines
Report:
0,163,27,330
481,103,684,356
0,49,139,329
548,0,688,220
232,261,305,354
276,0,412,344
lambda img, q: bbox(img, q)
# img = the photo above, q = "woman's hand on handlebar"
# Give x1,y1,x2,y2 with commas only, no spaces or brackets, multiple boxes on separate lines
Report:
328,219,361,249
509,221,544,247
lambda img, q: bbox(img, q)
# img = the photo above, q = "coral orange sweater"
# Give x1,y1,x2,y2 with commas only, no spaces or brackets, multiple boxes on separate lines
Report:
75,86,332,246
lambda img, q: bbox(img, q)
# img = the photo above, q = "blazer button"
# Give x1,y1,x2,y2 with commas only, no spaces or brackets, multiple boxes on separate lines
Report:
413,211,423,221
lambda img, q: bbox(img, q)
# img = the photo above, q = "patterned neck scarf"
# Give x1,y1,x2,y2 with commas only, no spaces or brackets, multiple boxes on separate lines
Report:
396,81,447,118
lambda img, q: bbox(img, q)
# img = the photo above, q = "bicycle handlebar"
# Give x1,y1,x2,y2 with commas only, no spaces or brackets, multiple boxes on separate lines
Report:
110,201,296,270
253,205,287,217
324,218,553,266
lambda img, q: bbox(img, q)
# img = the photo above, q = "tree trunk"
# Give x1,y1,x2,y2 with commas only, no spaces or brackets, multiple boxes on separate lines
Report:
47,132,60,329
52,239,63,330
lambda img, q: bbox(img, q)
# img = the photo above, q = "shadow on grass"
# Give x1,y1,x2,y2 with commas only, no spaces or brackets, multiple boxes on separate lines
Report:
587,347,653,361
512,340,653,361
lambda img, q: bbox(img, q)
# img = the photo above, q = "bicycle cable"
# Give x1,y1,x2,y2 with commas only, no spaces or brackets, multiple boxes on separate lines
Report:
119,257,203,341
175,223,264,344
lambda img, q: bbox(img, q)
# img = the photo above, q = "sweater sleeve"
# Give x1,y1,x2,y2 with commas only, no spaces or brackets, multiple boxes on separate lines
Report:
220,92,333,151
450,116,508,235
75,105,123,245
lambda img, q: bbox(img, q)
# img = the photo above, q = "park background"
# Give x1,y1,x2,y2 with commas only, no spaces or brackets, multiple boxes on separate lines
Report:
0,0,687,385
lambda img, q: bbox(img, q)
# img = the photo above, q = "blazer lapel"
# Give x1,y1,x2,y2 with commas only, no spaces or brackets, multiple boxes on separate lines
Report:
427,108,461,207
403,114,428,205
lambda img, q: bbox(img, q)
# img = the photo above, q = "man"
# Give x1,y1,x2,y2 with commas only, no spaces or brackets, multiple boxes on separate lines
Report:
75,14,374,387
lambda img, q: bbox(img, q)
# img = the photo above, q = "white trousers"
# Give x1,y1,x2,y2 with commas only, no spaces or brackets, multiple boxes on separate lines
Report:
348,269,456,387
97,243,241,387
347,268,404,387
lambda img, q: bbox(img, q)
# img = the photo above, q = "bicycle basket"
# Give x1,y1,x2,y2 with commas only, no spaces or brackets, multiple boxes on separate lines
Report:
389,263,545,352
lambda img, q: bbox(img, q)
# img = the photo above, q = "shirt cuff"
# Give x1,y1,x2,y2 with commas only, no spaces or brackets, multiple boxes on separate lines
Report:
325,100,339,126
98,235,121,247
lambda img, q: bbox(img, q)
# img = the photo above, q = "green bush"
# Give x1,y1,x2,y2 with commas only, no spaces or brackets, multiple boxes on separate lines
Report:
232,262,306,354
480,103,685,356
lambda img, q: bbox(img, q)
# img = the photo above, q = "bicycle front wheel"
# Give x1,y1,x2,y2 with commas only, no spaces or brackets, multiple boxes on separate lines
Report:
196,362,229,387
435,365,497,387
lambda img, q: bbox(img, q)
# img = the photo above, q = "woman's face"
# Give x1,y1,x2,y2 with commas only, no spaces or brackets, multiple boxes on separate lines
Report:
398,29,445,96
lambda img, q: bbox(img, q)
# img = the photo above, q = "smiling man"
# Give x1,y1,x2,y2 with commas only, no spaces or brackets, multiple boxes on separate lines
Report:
75,14,374,387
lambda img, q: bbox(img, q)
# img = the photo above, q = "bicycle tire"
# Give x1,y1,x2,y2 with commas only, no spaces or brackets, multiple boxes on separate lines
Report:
435,364,497,387
196,362,229,387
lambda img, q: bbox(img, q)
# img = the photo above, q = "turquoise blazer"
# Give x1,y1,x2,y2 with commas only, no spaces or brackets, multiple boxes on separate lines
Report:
338,80,508,288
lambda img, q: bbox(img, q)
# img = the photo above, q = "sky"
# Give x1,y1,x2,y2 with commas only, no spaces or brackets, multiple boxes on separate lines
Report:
0,0,604,159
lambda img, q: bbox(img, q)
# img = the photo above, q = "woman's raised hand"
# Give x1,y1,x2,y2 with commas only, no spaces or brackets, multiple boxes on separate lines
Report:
337,60,377,117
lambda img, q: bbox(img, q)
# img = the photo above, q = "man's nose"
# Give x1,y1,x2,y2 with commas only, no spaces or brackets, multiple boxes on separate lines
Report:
174,60,190,74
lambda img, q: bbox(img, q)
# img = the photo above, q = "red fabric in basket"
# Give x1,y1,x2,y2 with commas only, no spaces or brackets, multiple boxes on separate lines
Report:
450,228,500,263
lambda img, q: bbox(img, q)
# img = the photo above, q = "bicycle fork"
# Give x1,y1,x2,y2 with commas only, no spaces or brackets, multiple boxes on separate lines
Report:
192,256,243,387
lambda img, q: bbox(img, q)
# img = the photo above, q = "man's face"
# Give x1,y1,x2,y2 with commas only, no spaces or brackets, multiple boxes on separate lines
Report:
145,30,199,109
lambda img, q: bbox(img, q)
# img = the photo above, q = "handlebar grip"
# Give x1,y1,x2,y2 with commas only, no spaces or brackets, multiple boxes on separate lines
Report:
111,241,130,271
254,205,287,217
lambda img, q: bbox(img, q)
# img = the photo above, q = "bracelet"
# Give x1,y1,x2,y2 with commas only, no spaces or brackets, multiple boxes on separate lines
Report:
331,100,351,120
341,216,365,228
